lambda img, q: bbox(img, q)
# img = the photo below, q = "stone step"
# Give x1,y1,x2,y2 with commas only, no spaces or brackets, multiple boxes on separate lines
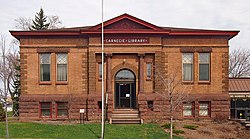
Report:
113,111,139,113
112,113,139,118
110,109,141,124
112,115,140,119
112,113,139,116
110,118,141,124
112,109,138,111
112,109,139,114
113,108,137,111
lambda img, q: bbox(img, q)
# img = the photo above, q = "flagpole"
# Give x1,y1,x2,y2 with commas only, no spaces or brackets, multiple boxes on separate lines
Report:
101,0,105,138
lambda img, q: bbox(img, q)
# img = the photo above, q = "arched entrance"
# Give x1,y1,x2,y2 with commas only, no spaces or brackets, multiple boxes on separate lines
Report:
115,69,136,109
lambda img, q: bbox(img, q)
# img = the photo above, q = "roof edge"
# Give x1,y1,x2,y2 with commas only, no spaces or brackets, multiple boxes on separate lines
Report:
89,13,162,30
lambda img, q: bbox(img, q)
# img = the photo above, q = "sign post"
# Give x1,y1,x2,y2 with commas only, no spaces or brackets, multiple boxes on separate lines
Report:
80,109,85,124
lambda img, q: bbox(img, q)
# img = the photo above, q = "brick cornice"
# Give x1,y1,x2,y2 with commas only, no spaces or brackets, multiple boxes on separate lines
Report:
180,47,212,53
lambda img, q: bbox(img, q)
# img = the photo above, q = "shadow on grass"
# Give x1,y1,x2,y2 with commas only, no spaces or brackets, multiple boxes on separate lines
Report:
83,123,101,139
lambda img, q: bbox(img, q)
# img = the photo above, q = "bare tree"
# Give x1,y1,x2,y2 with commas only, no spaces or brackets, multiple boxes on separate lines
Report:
0,38,19,97
229,48,250,77
48,15,62,29
0,35,9,139
14,17,32,30
14,15,62,31
155,67,192,139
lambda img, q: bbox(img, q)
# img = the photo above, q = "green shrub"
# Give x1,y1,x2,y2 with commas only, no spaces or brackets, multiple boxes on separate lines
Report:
161,123,175,129
173,129,185,135
0,103,5,121
183,125,198,130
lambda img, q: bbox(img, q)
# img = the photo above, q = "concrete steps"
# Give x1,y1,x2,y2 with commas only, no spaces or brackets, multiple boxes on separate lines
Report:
110,109,142,124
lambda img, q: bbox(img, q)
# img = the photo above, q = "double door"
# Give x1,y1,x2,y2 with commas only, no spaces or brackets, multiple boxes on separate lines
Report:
115,82,136,108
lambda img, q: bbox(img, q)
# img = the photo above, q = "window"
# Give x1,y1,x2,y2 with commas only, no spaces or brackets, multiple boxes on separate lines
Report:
40,102,51,117
147,101,153,111
40,54,51,81
199,102,211,117
98,63,102,80
183,102,194,117
98,101,102,109
57,102,68,117
57,53,68,81
116,70,135,80
199,53,210,81
146,63,152,79
182,53,193,81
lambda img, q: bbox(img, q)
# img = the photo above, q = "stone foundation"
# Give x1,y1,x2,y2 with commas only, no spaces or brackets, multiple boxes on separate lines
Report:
19,94,99,122
138,93,230,123
19,93,230,123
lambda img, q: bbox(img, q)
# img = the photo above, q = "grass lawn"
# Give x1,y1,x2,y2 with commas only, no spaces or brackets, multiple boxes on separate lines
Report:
0,122,182,139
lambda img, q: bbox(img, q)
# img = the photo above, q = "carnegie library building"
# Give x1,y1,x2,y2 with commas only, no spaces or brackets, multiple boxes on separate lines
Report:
10,14,239,123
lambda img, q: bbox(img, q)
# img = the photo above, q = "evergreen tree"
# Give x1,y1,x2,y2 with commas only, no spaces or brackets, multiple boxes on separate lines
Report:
31,8,50,30
12,63,20,116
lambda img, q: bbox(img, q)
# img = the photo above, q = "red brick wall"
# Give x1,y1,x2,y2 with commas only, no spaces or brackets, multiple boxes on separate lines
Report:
18,35,230,122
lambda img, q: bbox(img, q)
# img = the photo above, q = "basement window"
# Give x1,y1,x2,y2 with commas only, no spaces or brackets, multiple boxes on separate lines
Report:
98,101,102,110
147,101,154,111
183,102,195,117
40,102,52,118
56,102,68,117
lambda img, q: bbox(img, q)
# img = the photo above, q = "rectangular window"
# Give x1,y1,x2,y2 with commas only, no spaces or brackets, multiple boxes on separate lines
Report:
199,53,210,81
98,63,102,80
199,102,211,117
40,54,51,81
146,63,152,79
183,102,194,117
147,101,153,111
182,53,193,81
40,102,51,117
57,53,68,81
98,101,102,109
57,102,68,117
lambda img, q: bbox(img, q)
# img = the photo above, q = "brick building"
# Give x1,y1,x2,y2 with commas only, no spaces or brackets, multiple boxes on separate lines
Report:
10,14,238,123
229,78,250,120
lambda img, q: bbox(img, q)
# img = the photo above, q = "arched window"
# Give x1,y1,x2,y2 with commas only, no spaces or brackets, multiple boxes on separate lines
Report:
115,69,135,80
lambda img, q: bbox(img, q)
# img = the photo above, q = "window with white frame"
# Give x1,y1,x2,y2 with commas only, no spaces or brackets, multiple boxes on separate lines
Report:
199,102,210,117
182,53,193,81
199,53,210,81
183,102,194,117
40,54,51,81
57,53,68,81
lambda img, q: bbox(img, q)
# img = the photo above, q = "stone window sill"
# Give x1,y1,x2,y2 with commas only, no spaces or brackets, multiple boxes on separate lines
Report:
39,82,52,85
56,81,68,85
183,116,195,119
198,81,210,85
182,81,194,84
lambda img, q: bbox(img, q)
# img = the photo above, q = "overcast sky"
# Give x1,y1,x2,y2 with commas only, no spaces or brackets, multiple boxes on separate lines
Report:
1,0,250,51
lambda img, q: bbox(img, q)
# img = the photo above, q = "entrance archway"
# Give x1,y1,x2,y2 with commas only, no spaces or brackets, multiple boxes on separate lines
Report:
115,69,136,109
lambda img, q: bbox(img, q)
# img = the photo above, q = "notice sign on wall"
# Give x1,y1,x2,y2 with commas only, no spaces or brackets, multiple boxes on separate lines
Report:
79,109,85,113
104,37,149,44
